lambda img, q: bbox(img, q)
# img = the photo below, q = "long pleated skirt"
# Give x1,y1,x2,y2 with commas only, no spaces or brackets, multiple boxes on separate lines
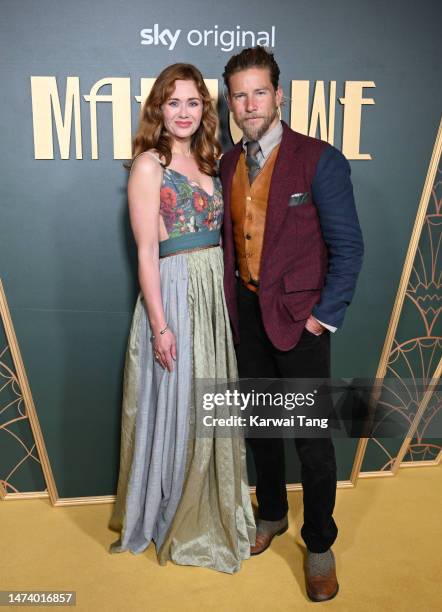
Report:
109,246,255,574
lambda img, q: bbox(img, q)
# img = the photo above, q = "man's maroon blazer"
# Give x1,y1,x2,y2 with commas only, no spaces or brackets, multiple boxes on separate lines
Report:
219,121,364,351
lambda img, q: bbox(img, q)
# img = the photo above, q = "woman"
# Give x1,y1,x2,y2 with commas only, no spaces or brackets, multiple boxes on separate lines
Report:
108,63,255,574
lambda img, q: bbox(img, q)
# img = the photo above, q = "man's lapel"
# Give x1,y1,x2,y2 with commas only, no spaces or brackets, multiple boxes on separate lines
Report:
220,143,242,274
260,122,303,278
221,143,242,237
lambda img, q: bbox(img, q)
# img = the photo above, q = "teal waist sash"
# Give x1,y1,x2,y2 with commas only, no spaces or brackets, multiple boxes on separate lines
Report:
159,229,220,257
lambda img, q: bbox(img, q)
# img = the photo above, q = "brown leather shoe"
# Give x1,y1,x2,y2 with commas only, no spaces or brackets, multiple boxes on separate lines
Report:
250,517,289,555
305,549,339,602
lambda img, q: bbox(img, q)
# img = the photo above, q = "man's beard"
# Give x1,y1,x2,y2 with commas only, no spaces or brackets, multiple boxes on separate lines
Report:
239,108,278,141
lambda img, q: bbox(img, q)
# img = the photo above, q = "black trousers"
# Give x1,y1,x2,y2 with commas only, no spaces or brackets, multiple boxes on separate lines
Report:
236,281,338,553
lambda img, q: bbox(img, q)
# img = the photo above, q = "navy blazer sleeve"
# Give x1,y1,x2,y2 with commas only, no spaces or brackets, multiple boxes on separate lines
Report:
311,145,364,328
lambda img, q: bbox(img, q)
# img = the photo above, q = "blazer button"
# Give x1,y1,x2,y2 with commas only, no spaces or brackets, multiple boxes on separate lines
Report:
245,234,251,240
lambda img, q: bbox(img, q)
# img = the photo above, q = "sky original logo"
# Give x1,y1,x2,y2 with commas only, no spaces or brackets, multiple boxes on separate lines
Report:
140,25,181,51
140,24,276,52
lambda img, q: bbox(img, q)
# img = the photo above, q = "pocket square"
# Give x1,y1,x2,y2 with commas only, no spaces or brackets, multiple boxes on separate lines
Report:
288,192,310,207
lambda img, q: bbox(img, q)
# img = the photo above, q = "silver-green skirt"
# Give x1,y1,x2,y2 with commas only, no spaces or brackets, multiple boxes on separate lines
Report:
109,246,255,574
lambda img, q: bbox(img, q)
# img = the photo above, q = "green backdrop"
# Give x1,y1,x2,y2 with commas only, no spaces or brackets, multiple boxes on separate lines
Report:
1,0,441,496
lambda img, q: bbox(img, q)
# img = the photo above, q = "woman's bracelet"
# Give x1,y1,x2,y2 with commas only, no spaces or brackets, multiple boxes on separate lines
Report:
150,324,169,341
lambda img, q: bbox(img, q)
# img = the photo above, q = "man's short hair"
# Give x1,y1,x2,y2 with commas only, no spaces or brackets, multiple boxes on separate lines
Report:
223,46,280,93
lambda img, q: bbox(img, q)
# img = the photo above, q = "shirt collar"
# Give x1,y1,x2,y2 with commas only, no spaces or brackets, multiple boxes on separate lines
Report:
242,120,283,159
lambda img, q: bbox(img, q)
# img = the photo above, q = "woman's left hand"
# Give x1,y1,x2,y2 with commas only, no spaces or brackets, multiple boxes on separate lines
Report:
153,329,177,372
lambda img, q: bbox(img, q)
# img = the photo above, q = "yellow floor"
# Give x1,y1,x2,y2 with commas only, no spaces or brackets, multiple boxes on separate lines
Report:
2,464,441,611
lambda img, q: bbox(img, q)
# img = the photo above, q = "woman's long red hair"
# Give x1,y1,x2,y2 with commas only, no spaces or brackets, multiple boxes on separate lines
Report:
131,63,221,176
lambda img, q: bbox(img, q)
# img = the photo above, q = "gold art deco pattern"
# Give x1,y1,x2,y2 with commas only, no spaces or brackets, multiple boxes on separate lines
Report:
0,280,52,499
400,147,442,465
355,119,442,477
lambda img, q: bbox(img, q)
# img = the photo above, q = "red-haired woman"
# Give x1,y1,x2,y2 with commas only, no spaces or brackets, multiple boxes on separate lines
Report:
108,64,255,573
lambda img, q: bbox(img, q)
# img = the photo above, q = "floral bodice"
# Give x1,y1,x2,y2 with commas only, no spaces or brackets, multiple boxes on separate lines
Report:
159,168,223,239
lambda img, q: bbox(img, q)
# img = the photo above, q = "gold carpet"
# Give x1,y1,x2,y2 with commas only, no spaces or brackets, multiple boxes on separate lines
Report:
2,464,441,611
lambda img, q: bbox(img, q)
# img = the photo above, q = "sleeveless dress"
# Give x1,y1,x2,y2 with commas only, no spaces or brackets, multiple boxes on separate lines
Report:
109,154,256,574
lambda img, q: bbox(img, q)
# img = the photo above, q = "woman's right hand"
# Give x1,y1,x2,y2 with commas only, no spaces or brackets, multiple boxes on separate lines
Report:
153,329,177,372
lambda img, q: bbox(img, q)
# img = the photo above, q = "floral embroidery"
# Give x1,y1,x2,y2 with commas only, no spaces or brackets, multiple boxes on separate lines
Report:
159,186,178,233
161,186,177,209
193,192,208,213
159,169,223,239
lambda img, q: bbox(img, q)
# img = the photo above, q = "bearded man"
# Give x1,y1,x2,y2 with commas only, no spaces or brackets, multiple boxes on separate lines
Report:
220,46,364,602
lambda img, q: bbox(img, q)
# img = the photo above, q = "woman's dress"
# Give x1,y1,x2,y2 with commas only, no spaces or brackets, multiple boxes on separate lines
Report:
109,155,256,574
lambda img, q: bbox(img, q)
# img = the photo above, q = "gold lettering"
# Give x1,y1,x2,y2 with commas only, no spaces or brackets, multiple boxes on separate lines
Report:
31,76,82,159
328,81,336,145
229,113,243,144
84,78,132,159
339,81,375,159
203,79,219,139
291,80,336,144
29,77,375,161
290,80,310,135
203,79,219,108
309,81,336,144
135,78,156,111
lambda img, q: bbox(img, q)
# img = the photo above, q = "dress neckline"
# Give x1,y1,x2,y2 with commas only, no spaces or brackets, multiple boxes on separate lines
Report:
165,167,216,199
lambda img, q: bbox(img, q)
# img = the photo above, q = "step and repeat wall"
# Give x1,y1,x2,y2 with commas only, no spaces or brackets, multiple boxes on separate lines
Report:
1,0,441,500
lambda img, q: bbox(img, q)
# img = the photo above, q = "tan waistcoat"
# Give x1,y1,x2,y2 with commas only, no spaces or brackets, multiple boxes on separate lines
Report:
231,145,280,293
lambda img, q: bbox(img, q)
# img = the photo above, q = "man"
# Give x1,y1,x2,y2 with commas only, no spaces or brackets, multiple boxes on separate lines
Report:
220,46,363,602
